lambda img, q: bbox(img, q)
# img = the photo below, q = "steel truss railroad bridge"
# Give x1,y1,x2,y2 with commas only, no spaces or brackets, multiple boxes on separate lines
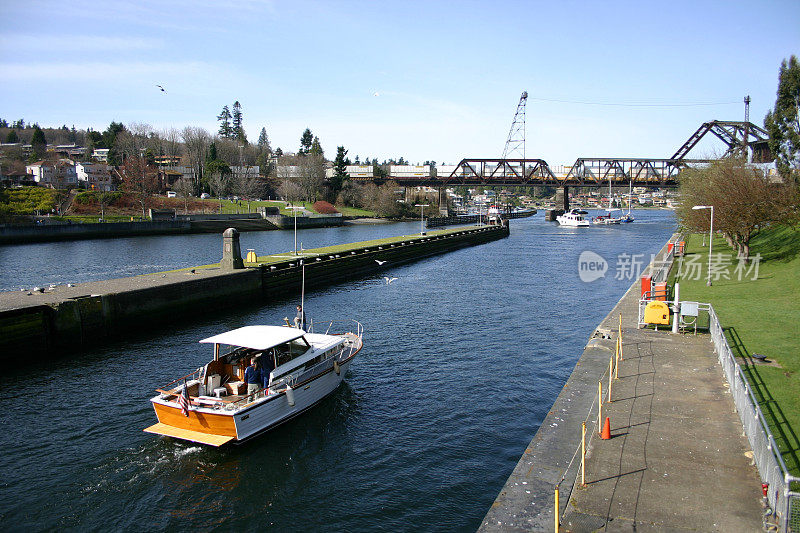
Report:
356,120,771,188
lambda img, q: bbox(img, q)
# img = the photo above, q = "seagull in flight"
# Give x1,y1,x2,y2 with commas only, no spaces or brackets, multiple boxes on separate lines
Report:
156,85,166,92
375,259,387,266
383,276,397,285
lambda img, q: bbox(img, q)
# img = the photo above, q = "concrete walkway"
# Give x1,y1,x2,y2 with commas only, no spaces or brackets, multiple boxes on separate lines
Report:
561,301,764,532
480,273,764,532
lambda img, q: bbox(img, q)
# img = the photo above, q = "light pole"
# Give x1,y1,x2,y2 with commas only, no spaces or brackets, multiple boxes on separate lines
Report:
692,205,714,286
293,204,298,256
414,203,429,236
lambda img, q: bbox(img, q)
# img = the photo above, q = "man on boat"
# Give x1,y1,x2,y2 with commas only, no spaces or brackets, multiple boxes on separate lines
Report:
244,358,261,396
294,305,307,331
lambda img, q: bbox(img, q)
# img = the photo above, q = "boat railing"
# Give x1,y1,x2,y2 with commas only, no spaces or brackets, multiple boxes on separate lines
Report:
156,367,203,395
309,319,364,342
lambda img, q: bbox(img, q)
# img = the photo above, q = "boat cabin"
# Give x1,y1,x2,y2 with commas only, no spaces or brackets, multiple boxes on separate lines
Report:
189,326,348,399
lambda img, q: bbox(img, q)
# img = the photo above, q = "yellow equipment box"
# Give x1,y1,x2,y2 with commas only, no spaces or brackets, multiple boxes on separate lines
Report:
644,300,670,325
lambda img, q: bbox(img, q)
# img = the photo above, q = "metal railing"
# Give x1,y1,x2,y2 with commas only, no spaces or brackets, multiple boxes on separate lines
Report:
649,245,675,285
708,305,799,531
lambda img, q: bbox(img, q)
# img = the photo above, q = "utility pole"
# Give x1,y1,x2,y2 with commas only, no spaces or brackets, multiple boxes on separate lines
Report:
743,95,751,162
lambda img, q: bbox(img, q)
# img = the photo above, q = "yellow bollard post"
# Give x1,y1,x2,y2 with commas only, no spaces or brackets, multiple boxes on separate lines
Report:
581,422,586,486
598,381,602,434
619,336,623,361
554,486,560,532
614,338,619,379
608,356,613,402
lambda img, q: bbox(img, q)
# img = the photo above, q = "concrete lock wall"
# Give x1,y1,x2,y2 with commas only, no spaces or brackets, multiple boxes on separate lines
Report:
0,220,194,244
0,224,507,361
258,225,507,300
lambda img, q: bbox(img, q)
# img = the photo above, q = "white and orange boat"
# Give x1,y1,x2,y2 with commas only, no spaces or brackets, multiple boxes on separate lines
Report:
144,321,363,446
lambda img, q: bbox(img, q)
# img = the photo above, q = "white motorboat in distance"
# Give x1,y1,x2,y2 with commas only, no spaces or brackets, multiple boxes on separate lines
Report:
144,321,363,446
556,209,591,227
592,209,623,225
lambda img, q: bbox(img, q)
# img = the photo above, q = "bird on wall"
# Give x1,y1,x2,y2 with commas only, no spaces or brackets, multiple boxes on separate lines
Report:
156,85,166,92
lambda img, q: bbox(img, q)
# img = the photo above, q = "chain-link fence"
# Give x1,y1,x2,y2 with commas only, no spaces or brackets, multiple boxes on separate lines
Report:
709,305,800,532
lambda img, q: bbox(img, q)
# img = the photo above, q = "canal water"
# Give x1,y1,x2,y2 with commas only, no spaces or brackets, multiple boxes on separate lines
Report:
0,211,675,531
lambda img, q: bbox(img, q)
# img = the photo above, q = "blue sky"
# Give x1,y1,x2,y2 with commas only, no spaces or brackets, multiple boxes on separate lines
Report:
1,0,798,166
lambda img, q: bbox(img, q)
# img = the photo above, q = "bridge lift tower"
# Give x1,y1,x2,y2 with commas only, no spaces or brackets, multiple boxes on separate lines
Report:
502,91,528,161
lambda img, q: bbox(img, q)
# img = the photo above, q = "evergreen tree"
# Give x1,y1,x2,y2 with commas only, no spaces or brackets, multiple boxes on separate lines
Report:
207,142,218,164
232,101,246,142
30,125,47,160
310,136,323,157
275,147,283,157
330,146,349,199
764,55,800,181
299,128,313,154
217,105,232,138
103,121,125,166
5,130,19,143
0,119,8,128
257,127,271,153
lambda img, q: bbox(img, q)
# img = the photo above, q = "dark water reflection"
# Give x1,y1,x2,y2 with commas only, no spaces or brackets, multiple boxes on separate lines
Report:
0,211,675,531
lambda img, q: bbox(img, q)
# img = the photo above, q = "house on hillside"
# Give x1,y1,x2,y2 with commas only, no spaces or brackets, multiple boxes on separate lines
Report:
26,159,78,189
76,162,114,191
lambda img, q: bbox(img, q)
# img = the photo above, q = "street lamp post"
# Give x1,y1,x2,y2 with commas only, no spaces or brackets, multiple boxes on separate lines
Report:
692,205,714,286
294,206,297,256
414,203,429,236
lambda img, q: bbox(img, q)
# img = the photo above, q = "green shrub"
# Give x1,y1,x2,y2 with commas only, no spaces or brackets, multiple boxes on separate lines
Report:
74,190,122,205
0,186,62,214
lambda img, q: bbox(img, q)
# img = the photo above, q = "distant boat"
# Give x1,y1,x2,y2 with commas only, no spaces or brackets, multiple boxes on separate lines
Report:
592,209,623,225
557,209,591,227
623,177,635,222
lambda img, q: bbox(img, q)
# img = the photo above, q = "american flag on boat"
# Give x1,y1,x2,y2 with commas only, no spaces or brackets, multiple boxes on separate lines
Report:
177,380,190,417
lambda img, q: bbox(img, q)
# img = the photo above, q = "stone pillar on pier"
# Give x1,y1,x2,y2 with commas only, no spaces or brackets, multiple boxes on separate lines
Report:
555,186,570,211
438,187,449,216
221,228,244,270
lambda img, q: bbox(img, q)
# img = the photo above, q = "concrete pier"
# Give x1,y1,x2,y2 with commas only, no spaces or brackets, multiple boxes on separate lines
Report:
479,240,763,532
0,224,508,360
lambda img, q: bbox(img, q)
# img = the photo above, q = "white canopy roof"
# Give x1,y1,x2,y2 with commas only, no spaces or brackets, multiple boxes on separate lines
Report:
199,326,305,350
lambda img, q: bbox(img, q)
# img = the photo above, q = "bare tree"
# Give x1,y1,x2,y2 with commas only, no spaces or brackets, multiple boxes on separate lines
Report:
116,122,155,160
116,156,159,218
181,126,211,193
162,127,183,164
337,180,363,208
360,181,404,217
277,178,302,207
233,166,265,212
678,158,799,260
174,177,195,214
95,189,117,221
207,162,231,213
298,154,325,203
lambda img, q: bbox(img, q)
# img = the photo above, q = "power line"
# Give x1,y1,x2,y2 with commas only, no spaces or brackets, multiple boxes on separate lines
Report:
527,97,740,108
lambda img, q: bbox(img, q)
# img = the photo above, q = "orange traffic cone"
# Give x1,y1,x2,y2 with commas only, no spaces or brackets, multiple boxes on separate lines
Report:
601,417,611,440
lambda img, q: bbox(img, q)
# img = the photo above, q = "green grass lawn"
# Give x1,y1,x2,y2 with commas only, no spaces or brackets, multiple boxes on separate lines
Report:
167,225,484,271
675,225,800,477
214,198,375,217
